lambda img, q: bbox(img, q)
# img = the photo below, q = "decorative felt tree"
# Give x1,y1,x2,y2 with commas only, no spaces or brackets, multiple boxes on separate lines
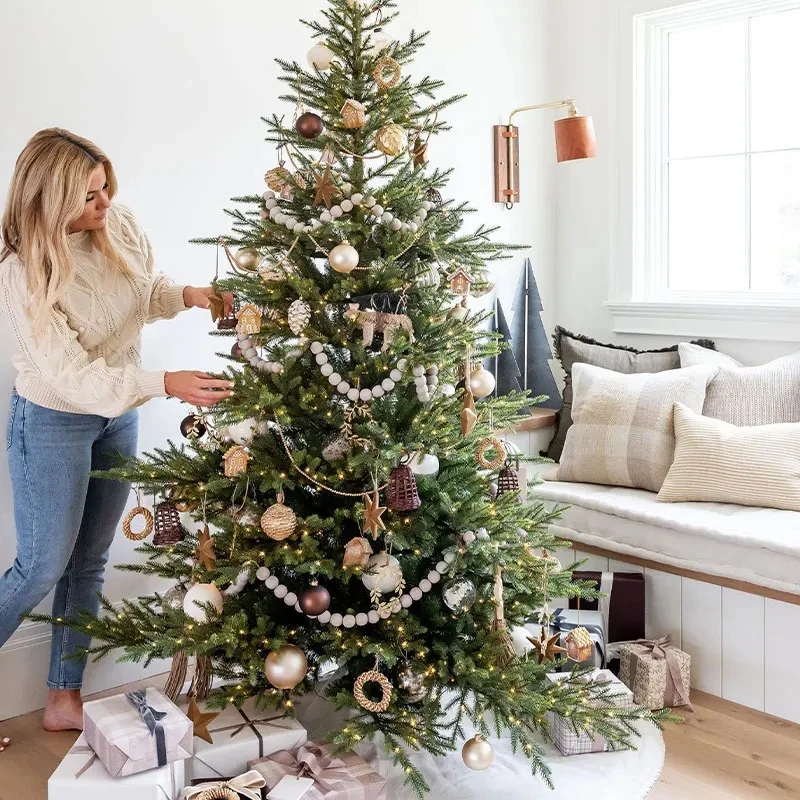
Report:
48,2,667,795
510,258,562,410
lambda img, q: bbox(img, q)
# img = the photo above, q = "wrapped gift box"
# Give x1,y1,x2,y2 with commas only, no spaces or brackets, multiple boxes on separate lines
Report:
83,687,193,778
48,734,184,800
619,637,692,710
183,696,307,782
250,741,387,800
546,669,634,756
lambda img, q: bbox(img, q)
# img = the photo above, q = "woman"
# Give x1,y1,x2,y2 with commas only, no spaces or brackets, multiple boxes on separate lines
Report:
0,128,234,737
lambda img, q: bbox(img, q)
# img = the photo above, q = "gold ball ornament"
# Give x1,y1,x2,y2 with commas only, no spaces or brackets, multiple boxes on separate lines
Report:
476,436,507,470
373,56,401,90
462,735,495,771
353,669,393,713
307,43,334,70
263,644,308,690
260,490,297,541
375,123,407,157
329,241,360,273
469,366,496,398
233,248,260,271
122,506,154,541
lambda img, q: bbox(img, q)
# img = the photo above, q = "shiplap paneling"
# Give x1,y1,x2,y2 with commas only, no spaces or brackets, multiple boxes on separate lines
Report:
721,589,765,712
609,559,644,574
645,569,682,644
574,551,610,572
681,579,722,696
765,599,800,724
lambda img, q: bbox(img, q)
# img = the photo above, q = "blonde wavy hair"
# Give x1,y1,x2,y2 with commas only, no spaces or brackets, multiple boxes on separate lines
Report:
1,128,129,338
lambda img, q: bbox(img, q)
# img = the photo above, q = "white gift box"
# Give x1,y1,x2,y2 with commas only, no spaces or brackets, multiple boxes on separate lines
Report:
48,734,184,800
83,687,192,778
183,696,307,783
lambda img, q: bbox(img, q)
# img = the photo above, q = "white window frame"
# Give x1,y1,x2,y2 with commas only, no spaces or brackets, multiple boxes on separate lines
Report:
607,0,800,342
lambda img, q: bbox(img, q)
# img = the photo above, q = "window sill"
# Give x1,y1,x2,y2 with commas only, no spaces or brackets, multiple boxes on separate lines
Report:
606,300,800,342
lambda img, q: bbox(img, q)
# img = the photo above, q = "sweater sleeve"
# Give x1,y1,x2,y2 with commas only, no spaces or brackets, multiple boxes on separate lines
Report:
0,262,168,418
113,204,188,322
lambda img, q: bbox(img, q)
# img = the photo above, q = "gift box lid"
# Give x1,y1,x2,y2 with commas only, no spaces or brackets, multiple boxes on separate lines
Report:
83,687,191,758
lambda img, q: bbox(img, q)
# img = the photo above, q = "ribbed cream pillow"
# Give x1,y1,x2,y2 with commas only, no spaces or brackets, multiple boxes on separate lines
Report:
659,404,800,511
558,363,718,492
679,343,800,425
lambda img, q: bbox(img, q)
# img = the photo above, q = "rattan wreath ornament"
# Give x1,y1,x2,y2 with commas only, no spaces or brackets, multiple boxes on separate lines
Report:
353,667,393,713
122,505,154,541
476,436,507,470
373,55,401,89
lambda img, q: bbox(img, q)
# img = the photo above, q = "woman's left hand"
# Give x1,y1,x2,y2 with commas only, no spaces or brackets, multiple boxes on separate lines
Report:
183,286,234,317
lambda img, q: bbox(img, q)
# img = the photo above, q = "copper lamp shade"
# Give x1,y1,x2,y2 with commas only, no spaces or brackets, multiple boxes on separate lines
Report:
554,115,597,163
494,98,597,207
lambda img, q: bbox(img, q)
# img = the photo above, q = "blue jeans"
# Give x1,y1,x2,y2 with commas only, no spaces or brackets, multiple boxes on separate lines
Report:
0,388,138,689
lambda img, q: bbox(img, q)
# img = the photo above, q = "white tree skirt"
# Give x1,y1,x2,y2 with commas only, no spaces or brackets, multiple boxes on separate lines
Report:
297,690,665,800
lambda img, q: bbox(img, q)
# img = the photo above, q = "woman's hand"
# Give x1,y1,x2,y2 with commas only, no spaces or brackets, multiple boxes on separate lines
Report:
183,286,234,317
164,371,234,406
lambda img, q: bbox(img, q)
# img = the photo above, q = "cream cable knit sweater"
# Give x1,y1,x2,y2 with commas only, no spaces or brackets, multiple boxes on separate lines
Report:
0,203,188,417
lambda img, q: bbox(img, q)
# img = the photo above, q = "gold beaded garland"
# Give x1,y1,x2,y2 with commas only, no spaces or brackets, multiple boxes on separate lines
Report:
373,55,401,89
260,490,297,540
122,506,154,541
353,669,393,713
476,436,507,470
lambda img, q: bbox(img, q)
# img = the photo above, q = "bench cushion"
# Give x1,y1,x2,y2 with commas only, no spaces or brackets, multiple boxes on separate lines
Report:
530,480,800,595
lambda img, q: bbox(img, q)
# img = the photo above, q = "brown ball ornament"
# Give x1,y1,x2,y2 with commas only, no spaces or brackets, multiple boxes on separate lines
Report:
231,342,243,359
298,583,331,616
295,112,324,139
263,644,308,690
180,414,207,439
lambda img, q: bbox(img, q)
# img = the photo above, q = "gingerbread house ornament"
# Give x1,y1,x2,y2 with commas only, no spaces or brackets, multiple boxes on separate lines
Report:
448,266,474,296
341,98,367,129
565,626,594,663
236,302,262,335
343,536,374,569
223,445,251,477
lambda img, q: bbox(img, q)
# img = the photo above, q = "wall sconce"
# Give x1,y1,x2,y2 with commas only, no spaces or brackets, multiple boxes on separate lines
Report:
494,98,597,209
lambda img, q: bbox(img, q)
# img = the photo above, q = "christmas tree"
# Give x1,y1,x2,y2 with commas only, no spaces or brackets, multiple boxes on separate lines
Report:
511,258,562,410
51,2,667,794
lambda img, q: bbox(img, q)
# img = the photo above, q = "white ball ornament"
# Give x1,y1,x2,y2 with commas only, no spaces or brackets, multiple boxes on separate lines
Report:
318,610,332,624
315,353,329,365
400,594,412,608
409,587,423,601
343,614,356,628
182,584,224,623
356,612,369,626
274,584,288,599
307,43,334,70
263,190,276,201
361,553,403,594
390,369,402,382
408,451,439,476
310,341,324,355
368,610,380,624
256,567,270,581
266,576,280,590
320,211,332,223
329,373,342,386
441,383,456,397
462,735,495,771
284,591,298,606
469,367,496,399
372,205,384,218
511,626,537,657
264,644,308,690
329,241,360,274
330,613,343,627
419,578,432,593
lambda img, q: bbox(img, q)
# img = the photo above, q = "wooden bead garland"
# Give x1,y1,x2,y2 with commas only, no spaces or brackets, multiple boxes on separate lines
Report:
123,506,154,541
260,490,297,540
353,669,393,713
476,437,507,470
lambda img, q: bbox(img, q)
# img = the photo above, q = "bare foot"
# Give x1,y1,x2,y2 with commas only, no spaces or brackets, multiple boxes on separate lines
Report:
0,736,10,752
43,689,83,732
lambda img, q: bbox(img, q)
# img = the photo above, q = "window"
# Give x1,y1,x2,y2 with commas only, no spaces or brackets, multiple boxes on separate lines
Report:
609,0,800,341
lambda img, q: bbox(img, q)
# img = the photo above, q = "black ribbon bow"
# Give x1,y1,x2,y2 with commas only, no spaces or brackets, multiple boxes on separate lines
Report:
125,690,168,767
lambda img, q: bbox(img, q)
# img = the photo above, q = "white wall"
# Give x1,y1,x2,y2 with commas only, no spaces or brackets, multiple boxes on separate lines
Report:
550,0,799,364
0,0,554,718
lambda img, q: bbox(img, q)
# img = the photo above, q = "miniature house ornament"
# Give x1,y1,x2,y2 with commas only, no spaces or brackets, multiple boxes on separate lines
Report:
448,266,474,295
223,445,251,477
236,302,262,335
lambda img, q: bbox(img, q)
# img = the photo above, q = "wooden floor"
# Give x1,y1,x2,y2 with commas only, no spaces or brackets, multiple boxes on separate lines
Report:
1,681,798,799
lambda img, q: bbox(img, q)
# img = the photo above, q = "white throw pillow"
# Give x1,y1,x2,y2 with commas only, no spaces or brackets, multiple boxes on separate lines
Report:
679,343,800,425
659,403,800,511
558,362,718,492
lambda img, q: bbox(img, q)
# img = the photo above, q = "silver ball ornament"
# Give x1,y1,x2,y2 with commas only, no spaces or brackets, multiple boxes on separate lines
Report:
395,660,430,703
160,584,187,613
442,577,476,614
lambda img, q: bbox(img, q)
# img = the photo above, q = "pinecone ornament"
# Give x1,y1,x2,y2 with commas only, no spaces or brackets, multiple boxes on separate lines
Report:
288,300,311,335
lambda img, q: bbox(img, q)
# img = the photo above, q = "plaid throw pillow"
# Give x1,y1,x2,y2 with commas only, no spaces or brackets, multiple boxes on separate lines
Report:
558,363,718,492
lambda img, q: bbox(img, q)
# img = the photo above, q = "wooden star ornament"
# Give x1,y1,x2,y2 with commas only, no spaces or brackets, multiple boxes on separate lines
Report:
207,286,226,323
313,166,340,208
362,489,387,540
460,390,478,435
186,695,220,745
195,524,216,571
527,626,567,664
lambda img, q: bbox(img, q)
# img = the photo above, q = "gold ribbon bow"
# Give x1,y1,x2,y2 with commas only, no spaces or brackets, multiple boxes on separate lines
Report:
633,634,694,711
182,769,267,800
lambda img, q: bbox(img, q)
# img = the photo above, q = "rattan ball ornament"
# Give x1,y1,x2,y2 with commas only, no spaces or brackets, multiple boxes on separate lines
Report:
353,669,393,713
122,506,154,541
375,123,407,157
329,241,360,273
264,165,292,193
260,490,297,541
462,735,494,771
476,437,507,470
